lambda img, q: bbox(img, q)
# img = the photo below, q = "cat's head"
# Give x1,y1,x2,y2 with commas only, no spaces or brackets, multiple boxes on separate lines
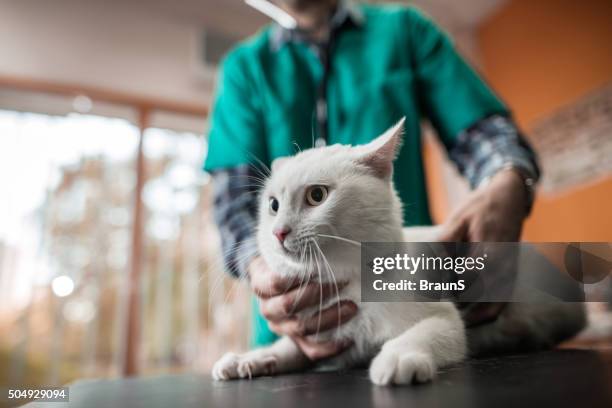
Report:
257,118,406,276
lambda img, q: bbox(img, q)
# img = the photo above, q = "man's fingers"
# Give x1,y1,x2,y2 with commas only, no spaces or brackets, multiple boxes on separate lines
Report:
470,221,487,242
438,217,468,242
260,282,347,321
251,267,298,298
300,301,357,334
293,336,353,361
267,301,357,336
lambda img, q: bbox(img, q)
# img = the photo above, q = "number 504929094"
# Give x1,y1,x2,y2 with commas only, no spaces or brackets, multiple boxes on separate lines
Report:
6,388,69,402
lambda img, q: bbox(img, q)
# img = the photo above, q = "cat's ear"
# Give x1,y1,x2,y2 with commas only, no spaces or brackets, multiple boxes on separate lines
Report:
271,156,289,174
356,117,405,179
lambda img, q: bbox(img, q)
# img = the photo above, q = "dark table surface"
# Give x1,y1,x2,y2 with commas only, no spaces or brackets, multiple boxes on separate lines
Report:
23,349,612,408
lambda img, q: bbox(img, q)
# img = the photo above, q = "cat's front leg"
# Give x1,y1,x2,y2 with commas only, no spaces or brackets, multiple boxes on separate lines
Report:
212,336,309,380
369,313,466,386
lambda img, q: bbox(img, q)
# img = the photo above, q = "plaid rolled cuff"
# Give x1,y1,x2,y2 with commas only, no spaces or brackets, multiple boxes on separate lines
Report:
449,114,541,189
211,165,262,279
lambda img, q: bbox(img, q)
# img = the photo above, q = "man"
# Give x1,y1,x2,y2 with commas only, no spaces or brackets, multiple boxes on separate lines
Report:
204,0,539,360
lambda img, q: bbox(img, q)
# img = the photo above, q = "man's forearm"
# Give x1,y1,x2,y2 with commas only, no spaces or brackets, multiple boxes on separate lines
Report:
211,165,261,279
449,114,540,211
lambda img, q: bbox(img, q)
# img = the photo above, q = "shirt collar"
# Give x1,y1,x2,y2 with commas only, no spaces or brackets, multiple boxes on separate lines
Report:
269,1,364,52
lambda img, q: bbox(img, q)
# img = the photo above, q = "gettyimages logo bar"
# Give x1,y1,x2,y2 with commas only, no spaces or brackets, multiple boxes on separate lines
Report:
361,242,611,303
372,252,487,275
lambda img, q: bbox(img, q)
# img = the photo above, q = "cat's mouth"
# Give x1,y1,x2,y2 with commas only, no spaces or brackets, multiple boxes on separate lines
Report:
274,244,307,266
279,242,302,257
279,242,294,255
277,238,315,259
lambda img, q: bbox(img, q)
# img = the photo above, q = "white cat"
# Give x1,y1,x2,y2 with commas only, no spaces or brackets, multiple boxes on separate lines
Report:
212,118,585,385
212,118,466,385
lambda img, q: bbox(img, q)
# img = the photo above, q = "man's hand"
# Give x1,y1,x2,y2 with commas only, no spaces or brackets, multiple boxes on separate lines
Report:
248,256,357,360
439,168,528,242
439,168,530,327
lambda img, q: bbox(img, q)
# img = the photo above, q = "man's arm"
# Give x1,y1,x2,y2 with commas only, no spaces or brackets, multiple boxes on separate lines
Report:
449,114,540,196
211,165,260,279
406,8,540,237
444,114,540,325
406,8,540,324
438,114,540,243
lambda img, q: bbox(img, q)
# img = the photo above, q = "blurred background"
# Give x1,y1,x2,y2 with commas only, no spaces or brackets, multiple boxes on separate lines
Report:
0,0,611,401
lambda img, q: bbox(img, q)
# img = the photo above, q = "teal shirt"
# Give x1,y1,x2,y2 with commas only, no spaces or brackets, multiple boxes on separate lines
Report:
204,5,508,346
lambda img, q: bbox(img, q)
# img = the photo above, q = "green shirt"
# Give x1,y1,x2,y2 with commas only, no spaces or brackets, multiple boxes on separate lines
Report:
205,4,508,346
205,4,506,225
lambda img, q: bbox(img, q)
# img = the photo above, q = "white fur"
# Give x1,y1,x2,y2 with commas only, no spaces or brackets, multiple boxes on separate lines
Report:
213,119,466,385
212,118,585,385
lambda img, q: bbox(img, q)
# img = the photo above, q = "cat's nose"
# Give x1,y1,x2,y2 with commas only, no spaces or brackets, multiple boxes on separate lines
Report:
273,227,291,244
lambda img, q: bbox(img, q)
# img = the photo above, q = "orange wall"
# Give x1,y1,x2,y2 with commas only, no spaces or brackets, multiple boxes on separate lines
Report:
477,0,612,241
423,136,450,224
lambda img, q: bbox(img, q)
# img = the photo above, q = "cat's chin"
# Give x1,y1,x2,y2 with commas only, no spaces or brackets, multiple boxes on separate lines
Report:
261,250,312,279
275,249,305,266
269,239,311,261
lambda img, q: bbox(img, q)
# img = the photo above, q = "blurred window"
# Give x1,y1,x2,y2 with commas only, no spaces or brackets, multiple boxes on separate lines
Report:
0,92,249,391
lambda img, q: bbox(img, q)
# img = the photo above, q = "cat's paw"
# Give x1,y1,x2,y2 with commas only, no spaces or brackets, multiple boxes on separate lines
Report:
212,351,278,381
369,349,435,386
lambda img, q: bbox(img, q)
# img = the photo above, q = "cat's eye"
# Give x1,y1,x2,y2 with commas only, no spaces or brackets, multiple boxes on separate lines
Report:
269,197,279,215
305,185,328,206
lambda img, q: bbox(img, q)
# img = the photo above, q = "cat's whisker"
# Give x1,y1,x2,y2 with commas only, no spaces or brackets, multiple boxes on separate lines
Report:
309,243,325,341
206,255,251,322
203,235,259,313
310,109,316,148
235,183,265,190
316,233,362,248
316,244,324,341
247,158,271,179
202,236,257,282
229,190,263,201
293,141,303,154
286,241,311,316
312,240,343,341
303,243,316,313
208,262,250,321
201,238,251,299
228,174,267,185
